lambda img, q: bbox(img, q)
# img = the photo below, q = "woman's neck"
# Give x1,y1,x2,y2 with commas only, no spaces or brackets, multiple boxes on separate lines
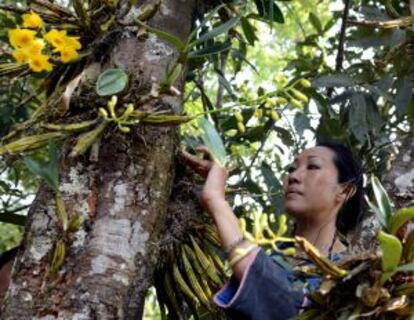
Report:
294,219,341,255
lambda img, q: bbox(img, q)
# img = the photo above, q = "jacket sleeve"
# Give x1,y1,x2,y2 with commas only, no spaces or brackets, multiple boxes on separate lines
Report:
213,249,304,320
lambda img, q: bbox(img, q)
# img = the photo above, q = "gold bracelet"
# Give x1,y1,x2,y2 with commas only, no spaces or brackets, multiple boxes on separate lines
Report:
224,237,245,256
228,244,258,267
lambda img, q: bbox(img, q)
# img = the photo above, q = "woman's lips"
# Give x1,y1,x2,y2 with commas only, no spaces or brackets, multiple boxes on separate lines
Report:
284,189,303,197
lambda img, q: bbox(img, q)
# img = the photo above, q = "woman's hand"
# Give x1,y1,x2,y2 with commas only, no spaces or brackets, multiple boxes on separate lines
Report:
180,146,228,211
181,147,259,279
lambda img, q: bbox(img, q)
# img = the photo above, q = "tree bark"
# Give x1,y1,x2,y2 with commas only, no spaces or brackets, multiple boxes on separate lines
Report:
1,0,197,319
384,131,414,209
350,131,414,252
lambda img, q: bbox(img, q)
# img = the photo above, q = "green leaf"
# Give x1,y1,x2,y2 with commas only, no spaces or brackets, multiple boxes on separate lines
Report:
389,207,414,235
161,63,182,89
197,118,227,166
312,74,355,87
395,263,414,273
72,0,89,27
242,178,263,196
55,191,68,231
274,126,294,146
294,112,310,136
254,0,284,23
349,92,368,143
365,97,383,129
309,12,323,33
188,41,232,59
261,162,282,192
395,76,413,117
241,17,258,46
216,71,236,100
23,157,59,191
371,176,393,230
22,141,60,191
194,16,241,45
96,68,129,96
135,20,186,53
366,196,387,228
378,230,402,273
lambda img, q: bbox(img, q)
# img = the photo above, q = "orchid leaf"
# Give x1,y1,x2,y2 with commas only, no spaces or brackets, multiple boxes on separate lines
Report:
371,176,393,230
96,68,129,96
378,230,402,273
197,117,227,167
389,207,414,235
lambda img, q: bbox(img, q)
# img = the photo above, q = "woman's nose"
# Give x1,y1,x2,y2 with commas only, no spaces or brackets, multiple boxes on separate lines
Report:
288,168,302,184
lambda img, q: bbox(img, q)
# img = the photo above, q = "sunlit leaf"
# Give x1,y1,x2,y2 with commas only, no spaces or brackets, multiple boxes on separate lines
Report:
197,117,227,166
366,196,386,228
309,12,323,33
378,230,402,273
371,176,393,230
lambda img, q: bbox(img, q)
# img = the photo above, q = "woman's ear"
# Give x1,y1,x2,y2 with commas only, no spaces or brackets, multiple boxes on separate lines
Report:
336,183,356,204
337,183,357,204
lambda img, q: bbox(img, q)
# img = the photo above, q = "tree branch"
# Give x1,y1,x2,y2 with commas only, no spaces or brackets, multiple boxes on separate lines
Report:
216,51,228,109
327,0,351,97
335,0,351,72
0,206,29,226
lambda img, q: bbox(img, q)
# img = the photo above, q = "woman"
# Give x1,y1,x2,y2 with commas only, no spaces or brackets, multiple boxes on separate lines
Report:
181,140,364,319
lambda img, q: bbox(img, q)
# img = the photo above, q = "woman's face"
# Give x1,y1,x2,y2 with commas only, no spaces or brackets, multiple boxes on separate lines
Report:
283,146,344,223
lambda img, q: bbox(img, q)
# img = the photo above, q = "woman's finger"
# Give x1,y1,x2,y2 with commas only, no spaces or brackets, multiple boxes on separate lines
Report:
195,146,213,160
180,150,211,176
181,150,203,166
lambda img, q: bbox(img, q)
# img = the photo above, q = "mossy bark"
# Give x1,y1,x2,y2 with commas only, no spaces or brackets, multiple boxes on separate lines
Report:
384,131,414,209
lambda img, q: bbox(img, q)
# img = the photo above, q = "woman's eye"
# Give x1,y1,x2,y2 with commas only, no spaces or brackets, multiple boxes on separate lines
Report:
287,166,296,173
307,164,320,170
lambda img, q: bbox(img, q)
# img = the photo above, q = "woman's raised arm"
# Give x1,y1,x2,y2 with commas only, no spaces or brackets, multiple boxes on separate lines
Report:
180,148,259,280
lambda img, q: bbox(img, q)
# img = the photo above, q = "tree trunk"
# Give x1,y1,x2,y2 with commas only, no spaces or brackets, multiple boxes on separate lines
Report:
384,131,414,209
1,1,197,319
350,132,414,252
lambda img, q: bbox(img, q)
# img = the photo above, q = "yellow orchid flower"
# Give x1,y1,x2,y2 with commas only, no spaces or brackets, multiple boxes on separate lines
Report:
8,28,37,48
64,36,82,51
12,49,29,64
22,10,44,29
29,54,53,72
44,29,67,48
11,39,45,64
59,47,79,63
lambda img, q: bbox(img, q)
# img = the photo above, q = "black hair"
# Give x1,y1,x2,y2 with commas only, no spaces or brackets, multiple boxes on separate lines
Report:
316,140,364,236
